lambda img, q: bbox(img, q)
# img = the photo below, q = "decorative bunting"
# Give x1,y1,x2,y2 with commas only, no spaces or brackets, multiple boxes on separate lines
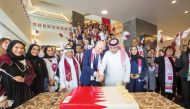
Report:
30,15,72,33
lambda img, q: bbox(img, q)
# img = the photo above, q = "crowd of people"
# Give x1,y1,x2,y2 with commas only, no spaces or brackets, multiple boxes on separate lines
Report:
0,21,189,109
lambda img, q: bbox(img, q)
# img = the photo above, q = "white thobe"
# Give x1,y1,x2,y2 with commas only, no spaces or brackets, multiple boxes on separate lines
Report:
59,57,81,91
99,50,131,86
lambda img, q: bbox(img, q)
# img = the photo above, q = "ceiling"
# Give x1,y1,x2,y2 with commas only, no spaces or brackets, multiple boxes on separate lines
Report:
29,0,190,37
0,9,31,44
0,0,32,44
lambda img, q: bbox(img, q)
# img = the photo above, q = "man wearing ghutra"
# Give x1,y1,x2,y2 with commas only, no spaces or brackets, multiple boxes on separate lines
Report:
59,45,81,91
98,38,131,86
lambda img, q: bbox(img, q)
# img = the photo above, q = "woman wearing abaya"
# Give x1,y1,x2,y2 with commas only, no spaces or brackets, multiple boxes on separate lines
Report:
0,40,36,108
26,44,49,96
128,46,147,92
155,46,177,100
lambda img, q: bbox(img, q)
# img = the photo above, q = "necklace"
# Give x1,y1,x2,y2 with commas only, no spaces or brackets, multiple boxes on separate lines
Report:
14,62,27,72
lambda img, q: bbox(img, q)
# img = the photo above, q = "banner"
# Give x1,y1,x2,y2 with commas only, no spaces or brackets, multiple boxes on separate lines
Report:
102,17,111,33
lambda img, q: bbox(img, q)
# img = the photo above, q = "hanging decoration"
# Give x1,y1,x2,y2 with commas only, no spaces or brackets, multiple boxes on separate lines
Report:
30,15,74,37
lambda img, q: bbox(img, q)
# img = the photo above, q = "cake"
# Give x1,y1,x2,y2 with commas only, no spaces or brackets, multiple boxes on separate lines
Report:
60,86,139,109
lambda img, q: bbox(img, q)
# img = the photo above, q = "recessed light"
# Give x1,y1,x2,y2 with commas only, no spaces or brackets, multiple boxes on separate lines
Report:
101,10,108,15
171,0,177,4
184,11,189,14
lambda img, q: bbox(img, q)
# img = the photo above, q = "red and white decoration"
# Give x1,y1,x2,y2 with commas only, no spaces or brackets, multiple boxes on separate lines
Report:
172,28,190,47
32,22,72,31
181,28,190,39
31,29,40,36
175,32,183,46
30,15,73,38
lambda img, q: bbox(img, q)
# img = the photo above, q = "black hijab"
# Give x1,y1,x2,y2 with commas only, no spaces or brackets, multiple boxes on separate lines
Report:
43,46,54,58
6,40,25,61
26,44,40,60
130,46,140,61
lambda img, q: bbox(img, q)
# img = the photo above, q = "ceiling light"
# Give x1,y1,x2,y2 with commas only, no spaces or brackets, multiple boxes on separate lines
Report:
171,0,177,4
35,7,39,10
101,10,108,15
158,30,163,32
184,11,189,14
28,10,37,14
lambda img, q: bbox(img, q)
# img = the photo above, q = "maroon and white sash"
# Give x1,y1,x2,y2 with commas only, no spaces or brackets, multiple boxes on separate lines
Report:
64,58,79,86
129,57,142,75
137,46,144,57
138,58,146,82
164,57,173,93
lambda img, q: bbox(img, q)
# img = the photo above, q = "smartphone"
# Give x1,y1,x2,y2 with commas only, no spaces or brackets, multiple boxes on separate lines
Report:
7,100,14,107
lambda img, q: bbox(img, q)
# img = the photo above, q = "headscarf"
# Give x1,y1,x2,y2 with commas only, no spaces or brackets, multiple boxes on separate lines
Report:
130,46,140,61
43,46,54,58
26,44,40,60
109,38,127,65
6,40,25,61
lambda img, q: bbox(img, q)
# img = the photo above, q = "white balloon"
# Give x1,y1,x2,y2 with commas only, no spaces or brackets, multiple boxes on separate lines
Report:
123,31,130,36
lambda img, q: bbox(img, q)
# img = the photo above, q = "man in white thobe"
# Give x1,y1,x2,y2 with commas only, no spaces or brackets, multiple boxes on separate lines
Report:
98,38,131,86
59,45,81,91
